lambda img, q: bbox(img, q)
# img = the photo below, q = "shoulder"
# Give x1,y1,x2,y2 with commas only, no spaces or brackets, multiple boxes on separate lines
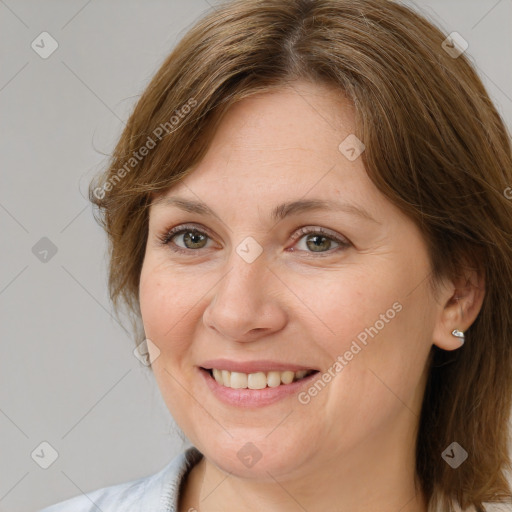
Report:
37,446,203,512
37,475,147,512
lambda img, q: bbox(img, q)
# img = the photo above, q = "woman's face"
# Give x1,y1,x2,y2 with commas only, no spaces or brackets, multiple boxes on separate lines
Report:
139,80,445,482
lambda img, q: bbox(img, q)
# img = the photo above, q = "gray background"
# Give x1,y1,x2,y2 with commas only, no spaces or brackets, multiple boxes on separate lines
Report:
1,1,511,511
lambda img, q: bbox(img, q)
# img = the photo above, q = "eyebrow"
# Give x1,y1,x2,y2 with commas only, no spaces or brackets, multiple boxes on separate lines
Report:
156,197,380,225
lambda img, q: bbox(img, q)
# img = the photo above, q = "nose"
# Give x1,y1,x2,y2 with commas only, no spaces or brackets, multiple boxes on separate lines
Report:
202,250,288,342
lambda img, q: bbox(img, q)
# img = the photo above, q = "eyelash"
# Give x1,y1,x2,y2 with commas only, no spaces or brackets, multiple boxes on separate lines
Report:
157,223,351,257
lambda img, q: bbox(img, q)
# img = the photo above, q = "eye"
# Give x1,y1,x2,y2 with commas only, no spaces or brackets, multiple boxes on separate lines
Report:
289,226,351,256
157,223,214,254
157,223,351,256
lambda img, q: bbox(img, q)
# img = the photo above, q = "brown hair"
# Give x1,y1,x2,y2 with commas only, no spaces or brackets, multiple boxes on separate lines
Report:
89,0,512,509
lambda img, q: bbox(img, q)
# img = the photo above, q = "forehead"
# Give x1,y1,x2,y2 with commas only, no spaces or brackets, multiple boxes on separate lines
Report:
148,84,420,249
166,83,368,195
149,81,407,232
212,82,356,154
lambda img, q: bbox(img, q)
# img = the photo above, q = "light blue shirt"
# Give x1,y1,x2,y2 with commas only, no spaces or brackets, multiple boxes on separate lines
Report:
38,446,203,512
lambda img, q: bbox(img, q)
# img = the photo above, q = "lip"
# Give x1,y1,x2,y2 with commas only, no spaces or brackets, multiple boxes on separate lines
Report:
197,366,320,408
199,358,318,373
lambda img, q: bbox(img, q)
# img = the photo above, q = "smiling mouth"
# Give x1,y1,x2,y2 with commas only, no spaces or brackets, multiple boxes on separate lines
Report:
201,367,319,390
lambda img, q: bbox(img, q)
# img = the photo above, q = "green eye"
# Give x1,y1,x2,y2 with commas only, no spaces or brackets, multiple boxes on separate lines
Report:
159,224,350,256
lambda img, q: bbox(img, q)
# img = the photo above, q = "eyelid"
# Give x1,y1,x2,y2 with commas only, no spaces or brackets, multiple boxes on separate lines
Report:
289,226,348,244
158,222,215,245
158,222,351,255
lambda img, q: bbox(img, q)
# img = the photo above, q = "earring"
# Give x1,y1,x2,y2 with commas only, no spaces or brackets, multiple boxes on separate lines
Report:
451,329,465,345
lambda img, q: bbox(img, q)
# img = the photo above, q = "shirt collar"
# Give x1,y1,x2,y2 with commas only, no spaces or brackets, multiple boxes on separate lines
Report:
134,445,203,511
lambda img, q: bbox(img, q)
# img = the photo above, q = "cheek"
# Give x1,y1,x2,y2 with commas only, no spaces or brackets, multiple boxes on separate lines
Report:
289,265,429,414
139,264,200,419
139,271,168,338
286,265,403,355
139,262,194,346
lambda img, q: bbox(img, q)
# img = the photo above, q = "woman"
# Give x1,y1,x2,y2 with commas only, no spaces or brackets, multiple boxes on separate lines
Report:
39,0,512,510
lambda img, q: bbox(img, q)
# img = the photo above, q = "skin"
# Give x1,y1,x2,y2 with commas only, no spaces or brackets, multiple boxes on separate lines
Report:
139,80,485,512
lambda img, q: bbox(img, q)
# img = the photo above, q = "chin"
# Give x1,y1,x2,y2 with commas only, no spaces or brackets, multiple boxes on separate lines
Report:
200,436,313,481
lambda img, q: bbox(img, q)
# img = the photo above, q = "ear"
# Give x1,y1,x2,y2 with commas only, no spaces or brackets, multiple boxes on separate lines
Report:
432,266,485,351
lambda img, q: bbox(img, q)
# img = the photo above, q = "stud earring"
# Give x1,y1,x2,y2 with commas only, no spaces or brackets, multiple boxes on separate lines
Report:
451,329,465,345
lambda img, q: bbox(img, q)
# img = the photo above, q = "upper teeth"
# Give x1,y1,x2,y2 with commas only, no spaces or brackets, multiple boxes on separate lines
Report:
210,369,313,389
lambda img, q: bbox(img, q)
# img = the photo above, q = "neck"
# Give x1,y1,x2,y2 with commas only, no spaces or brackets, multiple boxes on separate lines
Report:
179,418,428,512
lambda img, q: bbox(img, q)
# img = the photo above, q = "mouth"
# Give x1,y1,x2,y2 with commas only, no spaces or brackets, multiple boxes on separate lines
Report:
200,367,320,390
